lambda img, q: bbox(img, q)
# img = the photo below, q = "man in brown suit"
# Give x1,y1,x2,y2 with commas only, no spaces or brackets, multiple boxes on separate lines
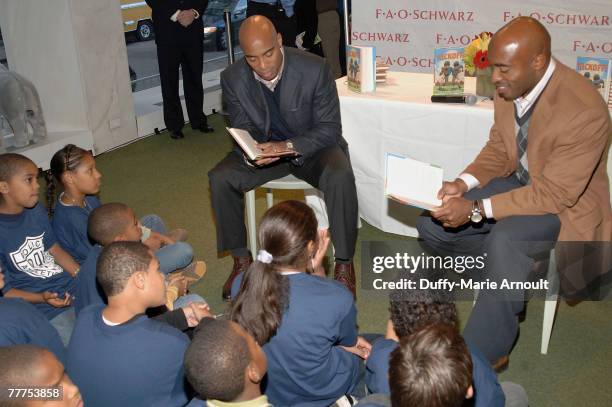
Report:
417,17,611,365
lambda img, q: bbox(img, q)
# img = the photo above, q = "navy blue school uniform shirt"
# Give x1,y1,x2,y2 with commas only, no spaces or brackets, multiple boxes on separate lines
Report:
52,196,101,265
0,297,67,364
67,304,190,407
73,245,105,316
0,203,77,319
234,272,360,407
364,338,505,407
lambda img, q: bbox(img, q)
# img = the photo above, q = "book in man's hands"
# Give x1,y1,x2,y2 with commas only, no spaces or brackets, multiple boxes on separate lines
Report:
385,153,443,211
226,127,295,161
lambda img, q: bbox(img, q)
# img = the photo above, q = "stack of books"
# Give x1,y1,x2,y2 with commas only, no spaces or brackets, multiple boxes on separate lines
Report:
376,64,389,84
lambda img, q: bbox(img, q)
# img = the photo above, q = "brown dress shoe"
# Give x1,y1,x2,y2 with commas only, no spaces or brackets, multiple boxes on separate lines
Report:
222,254,252,301
334,262,356,299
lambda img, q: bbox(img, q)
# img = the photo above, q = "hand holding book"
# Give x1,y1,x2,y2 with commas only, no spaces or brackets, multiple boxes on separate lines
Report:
226,127,298,165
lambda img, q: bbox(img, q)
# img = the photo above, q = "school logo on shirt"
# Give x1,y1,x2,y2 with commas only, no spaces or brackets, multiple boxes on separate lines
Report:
9,233,63,279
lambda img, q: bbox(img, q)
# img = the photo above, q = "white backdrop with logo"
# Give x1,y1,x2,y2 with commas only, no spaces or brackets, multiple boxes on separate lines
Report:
352,0,611,72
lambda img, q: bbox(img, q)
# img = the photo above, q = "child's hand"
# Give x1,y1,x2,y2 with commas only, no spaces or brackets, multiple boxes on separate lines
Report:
144,231,175,250
43,292,72,308
339,336,372,360
182,302,212,327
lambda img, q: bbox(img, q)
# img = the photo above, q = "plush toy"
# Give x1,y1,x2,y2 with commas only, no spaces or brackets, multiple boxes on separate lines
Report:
0,64,47,150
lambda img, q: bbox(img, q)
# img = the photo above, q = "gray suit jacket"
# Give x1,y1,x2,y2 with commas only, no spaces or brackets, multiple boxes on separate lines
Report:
220,47,347,161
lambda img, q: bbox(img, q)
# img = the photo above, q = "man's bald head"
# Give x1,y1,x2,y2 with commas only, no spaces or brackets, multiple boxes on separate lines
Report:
239,15,278,49
488,17,552,101
238,16,284,81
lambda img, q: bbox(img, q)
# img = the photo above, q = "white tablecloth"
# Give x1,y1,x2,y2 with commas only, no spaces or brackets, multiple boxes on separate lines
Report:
337,71,495,237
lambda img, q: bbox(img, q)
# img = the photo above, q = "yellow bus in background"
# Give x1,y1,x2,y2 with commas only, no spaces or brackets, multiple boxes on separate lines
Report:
121,0,154,41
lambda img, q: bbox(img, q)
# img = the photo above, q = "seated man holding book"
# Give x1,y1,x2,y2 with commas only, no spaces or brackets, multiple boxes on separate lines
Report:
416,17,611,368
208,15,358,300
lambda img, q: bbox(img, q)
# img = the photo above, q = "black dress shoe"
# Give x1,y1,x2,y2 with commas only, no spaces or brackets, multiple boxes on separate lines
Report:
195,125,215,133
170,130,184,139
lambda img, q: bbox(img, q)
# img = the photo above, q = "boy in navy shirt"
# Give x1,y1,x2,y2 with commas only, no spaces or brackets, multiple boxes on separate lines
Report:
0,345,83,407
0,153,80,345
75,202,203,315
389,323,474,407
0,268,67,364
184,318,269,407
67,241,201,407
364,288,506,407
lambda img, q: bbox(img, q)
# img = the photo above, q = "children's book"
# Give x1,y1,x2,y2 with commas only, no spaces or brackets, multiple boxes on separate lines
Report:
226,127,295,161
433,47,465,96
576,56,611,109
384,153,443,211
347,45,376,93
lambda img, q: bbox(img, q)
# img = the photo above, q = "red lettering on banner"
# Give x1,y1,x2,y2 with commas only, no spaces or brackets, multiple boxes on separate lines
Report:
436,34,472,46
376,56,433,68
412,10,475,22
504,11,609,26
352,32,410,43
572,40,612,54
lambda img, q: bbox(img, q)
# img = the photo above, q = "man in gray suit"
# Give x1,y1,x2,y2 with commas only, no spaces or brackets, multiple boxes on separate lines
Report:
209,16,358,300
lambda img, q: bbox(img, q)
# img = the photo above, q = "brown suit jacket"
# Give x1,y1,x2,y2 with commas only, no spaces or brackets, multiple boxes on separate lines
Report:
464,60,612,243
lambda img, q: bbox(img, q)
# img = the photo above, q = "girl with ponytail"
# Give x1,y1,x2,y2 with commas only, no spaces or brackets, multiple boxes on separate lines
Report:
231,200,370,406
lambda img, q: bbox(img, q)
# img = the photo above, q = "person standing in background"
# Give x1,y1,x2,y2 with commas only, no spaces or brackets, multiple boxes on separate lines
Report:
146,0,214,140
316,0,342,78
247,0,297,47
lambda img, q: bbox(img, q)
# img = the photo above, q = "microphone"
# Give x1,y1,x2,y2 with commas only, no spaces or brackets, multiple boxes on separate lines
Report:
431,94,478,105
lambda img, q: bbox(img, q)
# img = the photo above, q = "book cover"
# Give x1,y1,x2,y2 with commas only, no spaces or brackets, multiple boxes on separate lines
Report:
347,45,376,93
433,47,465,96
384,153,443,211
576,56,612,108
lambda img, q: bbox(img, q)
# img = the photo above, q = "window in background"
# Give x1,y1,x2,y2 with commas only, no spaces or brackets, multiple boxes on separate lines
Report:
204,0,246,89
122,0,160,92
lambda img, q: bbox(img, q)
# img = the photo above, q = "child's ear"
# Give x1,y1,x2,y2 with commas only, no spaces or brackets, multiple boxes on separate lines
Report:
61,171,74,186
307,240,316,258
132,271,147,290
0,181,9,194
465,385,474,400
246,362,263,384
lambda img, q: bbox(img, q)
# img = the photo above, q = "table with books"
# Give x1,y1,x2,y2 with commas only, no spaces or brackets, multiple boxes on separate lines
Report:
336,71,494,237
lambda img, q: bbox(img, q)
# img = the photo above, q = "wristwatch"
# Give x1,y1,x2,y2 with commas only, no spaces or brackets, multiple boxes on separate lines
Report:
285,140,294,151
470,200,483,223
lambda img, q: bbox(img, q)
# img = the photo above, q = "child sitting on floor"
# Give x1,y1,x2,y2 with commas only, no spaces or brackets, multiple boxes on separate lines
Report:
364,286,527,407
0,153,79,345
231,200,371,407
48,144,202,280
68,241,207,406
184,318,269,407
0,345,83,407
75,202,206,315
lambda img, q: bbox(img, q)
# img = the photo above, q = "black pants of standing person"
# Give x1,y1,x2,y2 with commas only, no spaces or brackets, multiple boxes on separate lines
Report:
156,40,208,133
416,176,561,363
247,1,297,47
208,146,358,260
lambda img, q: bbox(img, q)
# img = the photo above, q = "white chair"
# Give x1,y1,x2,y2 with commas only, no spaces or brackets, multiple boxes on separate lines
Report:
472,248,559,355
245,174,327,254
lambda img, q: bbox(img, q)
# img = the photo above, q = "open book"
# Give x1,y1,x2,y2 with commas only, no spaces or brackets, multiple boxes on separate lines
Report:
385,153,443,211
226,127,295,161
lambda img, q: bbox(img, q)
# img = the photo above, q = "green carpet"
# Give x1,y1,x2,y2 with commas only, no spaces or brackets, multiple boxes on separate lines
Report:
66,113,612,406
